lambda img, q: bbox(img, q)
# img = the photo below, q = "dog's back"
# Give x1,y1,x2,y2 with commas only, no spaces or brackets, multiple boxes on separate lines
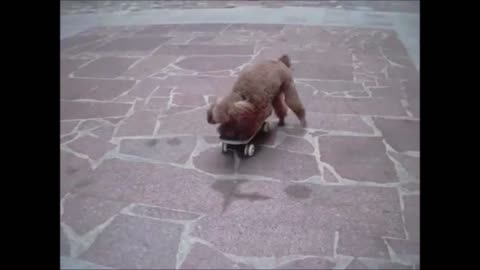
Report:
207,54,306,135
278,54,291,68
233,55,293,99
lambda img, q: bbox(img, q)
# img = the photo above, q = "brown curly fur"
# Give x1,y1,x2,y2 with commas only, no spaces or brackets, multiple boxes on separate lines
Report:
207,54,307,140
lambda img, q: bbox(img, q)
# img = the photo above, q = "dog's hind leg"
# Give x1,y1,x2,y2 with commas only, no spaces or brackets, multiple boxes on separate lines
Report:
282,80,307,127
272,93,288,126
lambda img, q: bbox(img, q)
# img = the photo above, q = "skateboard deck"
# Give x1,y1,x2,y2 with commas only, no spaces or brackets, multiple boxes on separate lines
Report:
219,121,270,157
218,111,272,145
219,123,266,145
217,110,272,157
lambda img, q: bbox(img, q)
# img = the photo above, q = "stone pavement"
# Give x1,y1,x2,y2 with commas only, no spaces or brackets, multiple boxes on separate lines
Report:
61,1,420,15
61,2,419,270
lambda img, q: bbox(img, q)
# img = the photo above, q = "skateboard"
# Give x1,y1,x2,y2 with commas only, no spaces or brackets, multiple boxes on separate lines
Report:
219,121,271,157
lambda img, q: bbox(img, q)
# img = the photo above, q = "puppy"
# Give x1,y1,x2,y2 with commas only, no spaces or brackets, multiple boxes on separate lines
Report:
207,54,307,140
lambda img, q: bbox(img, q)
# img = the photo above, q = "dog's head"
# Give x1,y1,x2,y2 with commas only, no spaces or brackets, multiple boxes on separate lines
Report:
207,97,254,125
207,97,257,140
217,111,258,141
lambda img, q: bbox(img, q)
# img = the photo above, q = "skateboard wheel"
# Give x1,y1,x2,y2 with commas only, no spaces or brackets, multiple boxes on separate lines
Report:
262,122,270,132
222,143,228,153
244,144,255,157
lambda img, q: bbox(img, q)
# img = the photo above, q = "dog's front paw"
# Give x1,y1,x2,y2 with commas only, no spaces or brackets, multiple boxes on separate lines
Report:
300,119,307,128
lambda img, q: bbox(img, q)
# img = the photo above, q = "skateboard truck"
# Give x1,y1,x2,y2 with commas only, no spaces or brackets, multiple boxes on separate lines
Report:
219,121,271,157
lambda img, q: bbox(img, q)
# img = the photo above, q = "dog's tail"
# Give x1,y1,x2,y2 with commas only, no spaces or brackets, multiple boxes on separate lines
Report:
279,54,291,68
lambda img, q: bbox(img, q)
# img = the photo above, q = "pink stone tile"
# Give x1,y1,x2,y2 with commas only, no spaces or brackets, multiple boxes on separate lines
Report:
129,205,201,221
157,108,217,135
389,152,419,181
80,214,182,269
61,134,77,144
126,78,164,98
76,159,404,258
277,136,314,154
67,135,116,160
337,233,389,258
61,78,135,101
124,55,179,79
374,118,419,152
403,194,419,241
61,121,79,135
166,105,196,115
74,56,139,78
237,147,319,181
304,113,373,134
307,96,408,116
158,75,235,96
172,93,206,107
193,148,235,175
176,56,249,72
155,45,253,56
385,238,419,264
77,120,103,132
276,257,335,269
60,227,70,256
145,97,169,111
94,36,171,52
115,110,157,137
61,58,90,78
62,193,128,235
152,87,173,97
60,101,132,120
189,35,216,43
175,23,229,33
75,159,222,213
91,125,115,141
226,24,284,33
318,136,397,182
119,136,196,164
298,80,363,93
294,62,353,80
193,183,404,257
60,150,92,197
61,34,104,51
135,24,174,35
181,243,250,269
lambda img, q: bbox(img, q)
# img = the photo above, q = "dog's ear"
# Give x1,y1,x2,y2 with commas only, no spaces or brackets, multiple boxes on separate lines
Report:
212,100,231,124
207,97,228,124
230,100,254,116
207,104,215,124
